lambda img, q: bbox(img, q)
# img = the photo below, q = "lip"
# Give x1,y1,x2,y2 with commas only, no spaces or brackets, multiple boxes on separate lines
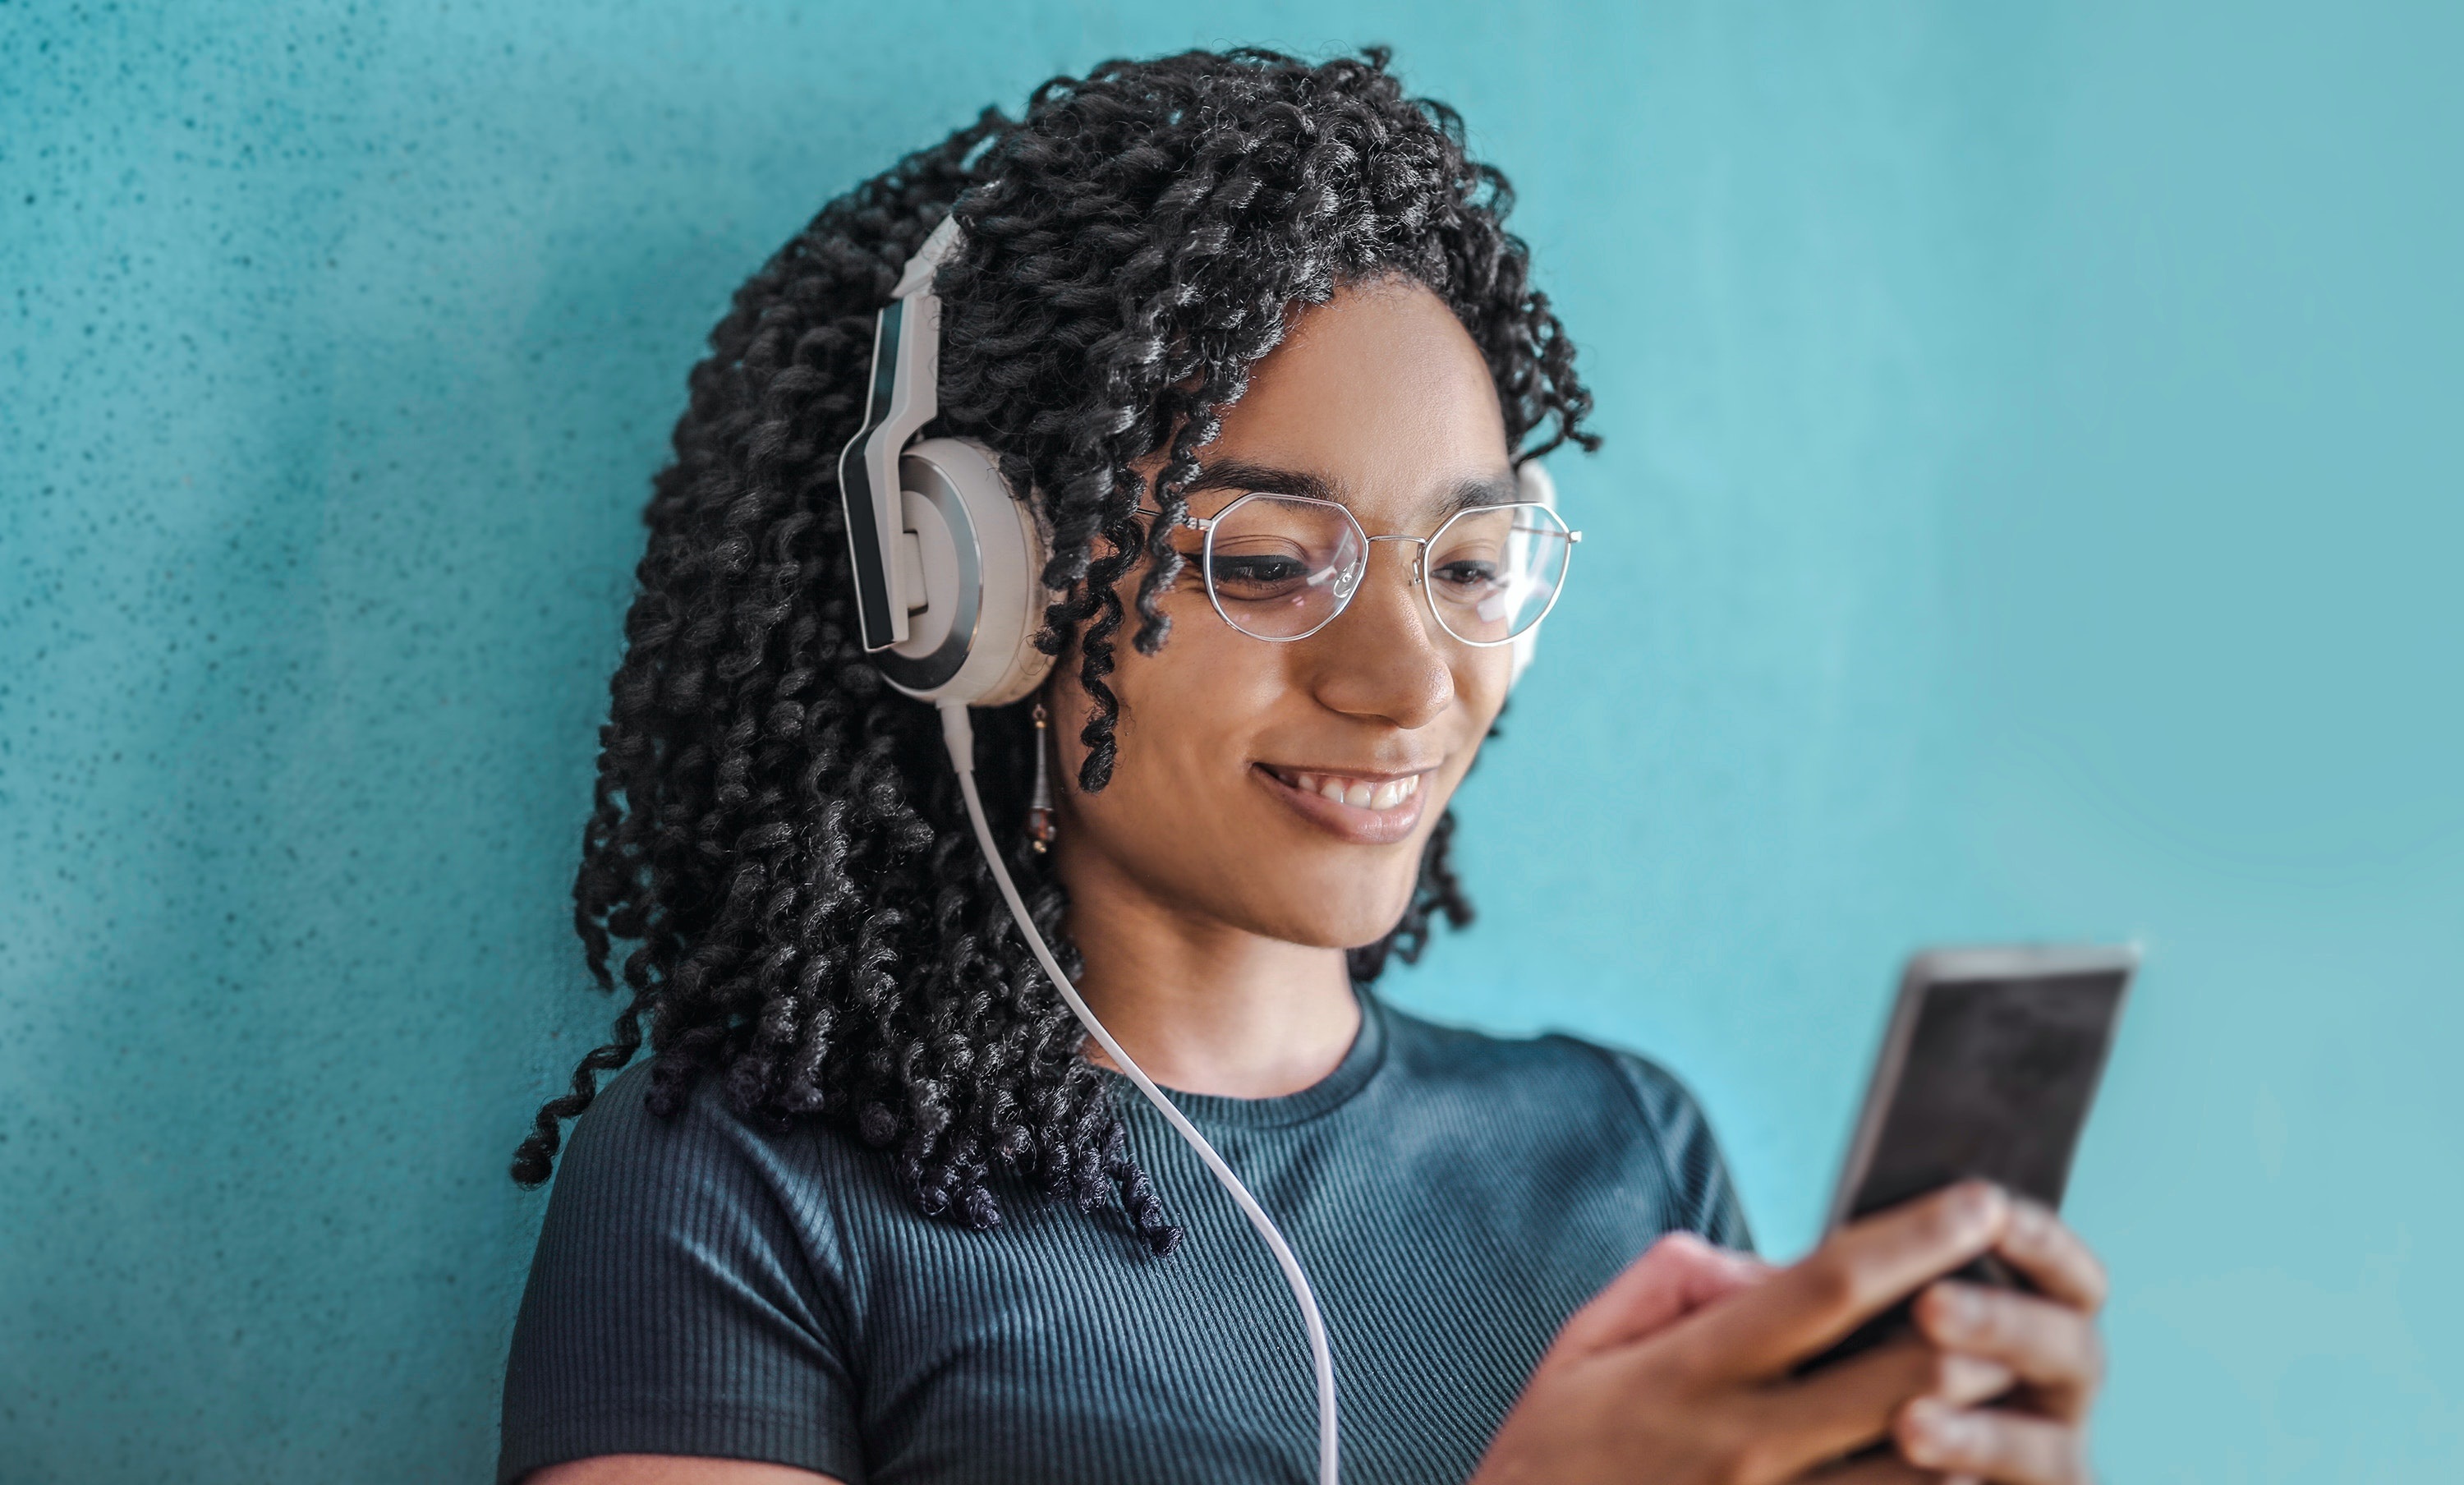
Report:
1253,762,1436,846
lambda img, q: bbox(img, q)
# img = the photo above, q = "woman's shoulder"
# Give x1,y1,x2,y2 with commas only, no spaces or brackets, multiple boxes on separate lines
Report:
1376,996,1710,1123
548,1055,892,1235
508,1060,876,1485
561,1055,793,1165
1372,996,1751,1247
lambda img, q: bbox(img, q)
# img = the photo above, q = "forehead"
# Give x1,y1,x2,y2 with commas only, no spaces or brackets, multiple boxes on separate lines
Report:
1189,278,1515,522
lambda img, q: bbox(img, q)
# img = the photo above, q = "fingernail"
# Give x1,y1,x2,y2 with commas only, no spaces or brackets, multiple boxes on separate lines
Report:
1909,1399,1980,1454
1933,1281,1985,1334
1956,1181,2008,1237
1942,1353,2015,1399
1901,1399,1952,1464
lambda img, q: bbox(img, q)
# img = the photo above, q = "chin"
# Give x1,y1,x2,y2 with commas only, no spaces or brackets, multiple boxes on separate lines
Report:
1248,872,1423,953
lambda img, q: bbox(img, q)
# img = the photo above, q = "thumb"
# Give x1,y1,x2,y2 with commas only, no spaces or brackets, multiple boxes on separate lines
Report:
1553,1232,1772,1358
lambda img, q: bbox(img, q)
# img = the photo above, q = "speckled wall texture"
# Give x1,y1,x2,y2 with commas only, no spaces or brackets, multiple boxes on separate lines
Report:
4,2,2458,1481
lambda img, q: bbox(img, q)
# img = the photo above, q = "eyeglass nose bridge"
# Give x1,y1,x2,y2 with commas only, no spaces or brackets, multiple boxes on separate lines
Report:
1360,531,1430,588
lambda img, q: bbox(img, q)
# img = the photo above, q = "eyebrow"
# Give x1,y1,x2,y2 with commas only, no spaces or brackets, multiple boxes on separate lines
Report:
1179,459,1336,503
1177,460,1520,519
1440,471,1523,516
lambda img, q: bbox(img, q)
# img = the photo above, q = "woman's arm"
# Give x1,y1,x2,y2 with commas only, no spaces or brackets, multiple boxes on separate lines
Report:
529,1456,843,1485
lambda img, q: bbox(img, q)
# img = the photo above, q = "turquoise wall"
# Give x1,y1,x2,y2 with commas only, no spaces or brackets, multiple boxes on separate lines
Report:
4,1,2457,1479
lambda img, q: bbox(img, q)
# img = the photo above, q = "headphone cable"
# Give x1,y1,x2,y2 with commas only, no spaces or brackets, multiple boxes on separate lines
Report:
939,701,1342,1485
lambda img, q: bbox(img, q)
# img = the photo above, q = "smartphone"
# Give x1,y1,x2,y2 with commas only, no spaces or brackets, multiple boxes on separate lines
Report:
1805,944,2137,1370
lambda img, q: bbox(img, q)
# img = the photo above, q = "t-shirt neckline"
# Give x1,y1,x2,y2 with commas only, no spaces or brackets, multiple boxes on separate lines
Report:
1101,982,1387,1131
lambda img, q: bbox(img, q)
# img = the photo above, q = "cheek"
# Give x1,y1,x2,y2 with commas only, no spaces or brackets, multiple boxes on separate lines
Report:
1432,649,1512,784
1046,589,1508,945
1458,649,1514,732
1054,594,1285,788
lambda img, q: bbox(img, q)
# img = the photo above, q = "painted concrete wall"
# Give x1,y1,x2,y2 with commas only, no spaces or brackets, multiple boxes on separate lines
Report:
4,2,2457,1479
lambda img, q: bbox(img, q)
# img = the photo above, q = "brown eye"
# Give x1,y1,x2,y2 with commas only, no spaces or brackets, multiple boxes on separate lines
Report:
1198,493,1368,638
1207,551,1317,597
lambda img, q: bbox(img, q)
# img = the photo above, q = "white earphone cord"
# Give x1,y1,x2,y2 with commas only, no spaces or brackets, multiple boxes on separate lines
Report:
939,702,1340,1485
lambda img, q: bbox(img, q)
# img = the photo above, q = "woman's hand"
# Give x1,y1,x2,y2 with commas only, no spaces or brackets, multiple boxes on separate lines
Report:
1470,1182,2108,1485
1892,1195,2108,1483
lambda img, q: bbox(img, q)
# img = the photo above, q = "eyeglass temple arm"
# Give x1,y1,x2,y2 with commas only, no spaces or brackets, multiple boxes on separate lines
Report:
1133,505,1213,531
1134,506,1579,541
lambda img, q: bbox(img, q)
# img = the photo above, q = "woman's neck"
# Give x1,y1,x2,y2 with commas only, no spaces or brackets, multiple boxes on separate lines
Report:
1058,854,1363,1099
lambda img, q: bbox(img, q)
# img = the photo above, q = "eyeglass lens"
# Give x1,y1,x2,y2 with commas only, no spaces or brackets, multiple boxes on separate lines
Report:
1200,494,1572,644
1425,503,1574,644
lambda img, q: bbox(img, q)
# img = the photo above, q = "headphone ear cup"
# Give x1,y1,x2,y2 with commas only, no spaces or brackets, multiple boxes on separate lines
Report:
873,437,1055,708
1507,459,1556,693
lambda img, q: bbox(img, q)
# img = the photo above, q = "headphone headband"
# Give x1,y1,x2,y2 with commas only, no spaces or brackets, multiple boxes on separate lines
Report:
838,217,966,652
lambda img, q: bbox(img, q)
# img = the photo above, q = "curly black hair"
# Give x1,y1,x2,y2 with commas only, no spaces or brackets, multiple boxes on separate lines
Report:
512,47,1597,1254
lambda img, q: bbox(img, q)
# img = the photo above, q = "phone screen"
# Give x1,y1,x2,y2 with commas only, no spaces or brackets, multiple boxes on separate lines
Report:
1836,962,2132,1225
1803,947,2134,1377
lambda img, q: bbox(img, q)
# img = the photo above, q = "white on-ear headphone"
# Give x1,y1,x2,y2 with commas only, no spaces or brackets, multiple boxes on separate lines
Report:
835,214,1556,711
836,218,1056,707
834,217,1569,1485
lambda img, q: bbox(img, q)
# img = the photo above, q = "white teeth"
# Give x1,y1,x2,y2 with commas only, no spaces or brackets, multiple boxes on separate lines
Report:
1282,770,1423,811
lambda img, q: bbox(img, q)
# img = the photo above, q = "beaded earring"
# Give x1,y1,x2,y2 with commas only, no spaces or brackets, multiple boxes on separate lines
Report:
1027,701,1057,852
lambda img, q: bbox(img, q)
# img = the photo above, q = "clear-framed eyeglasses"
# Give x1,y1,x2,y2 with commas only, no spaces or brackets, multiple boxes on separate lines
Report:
1140,491,1581,646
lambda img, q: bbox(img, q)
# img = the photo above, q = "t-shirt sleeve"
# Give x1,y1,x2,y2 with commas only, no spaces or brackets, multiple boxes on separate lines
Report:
1605,1051,1755,1254
498,1061,864,1485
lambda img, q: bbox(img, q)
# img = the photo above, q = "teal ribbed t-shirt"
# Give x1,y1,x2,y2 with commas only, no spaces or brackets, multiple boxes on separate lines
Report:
499,990,1749,1484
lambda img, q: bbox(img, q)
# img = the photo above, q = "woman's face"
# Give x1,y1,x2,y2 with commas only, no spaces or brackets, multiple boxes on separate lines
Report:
1049,277,1519,950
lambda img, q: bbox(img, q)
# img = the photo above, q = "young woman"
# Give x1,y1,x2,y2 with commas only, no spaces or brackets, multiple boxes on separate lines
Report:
500,49,2108,1485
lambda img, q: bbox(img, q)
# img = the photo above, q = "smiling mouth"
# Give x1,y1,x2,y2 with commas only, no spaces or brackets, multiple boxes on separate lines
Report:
1260,765,1425,811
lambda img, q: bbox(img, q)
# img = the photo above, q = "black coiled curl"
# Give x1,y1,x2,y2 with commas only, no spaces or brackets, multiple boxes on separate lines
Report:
512,48,1597,1253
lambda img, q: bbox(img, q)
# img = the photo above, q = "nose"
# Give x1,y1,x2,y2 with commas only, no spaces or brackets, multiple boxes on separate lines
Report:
1301,539,1455,729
